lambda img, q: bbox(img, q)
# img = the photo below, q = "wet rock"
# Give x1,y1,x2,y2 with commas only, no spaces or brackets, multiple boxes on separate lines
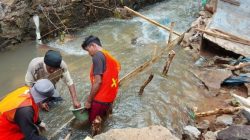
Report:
94,125,180,140
192,68,232,90
204,131,216,140
217,125,250,140
183,125,201,139
196,120,210,131
242,108,250,122
216,115,233,126
233,111,249,125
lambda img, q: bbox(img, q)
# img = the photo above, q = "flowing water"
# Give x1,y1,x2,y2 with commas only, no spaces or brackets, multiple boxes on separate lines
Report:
0,0,212,139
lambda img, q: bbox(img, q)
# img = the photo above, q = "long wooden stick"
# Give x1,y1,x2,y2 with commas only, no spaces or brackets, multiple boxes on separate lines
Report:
213,29,250,44
139,74,154,95
167,22,175,44
195,107,241,117
124,6,181,36
195,28,250,46
119,33,184,86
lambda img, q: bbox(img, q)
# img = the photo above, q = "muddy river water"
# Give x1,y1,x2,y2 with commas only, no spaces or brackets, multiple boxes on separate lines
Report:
0,0,216,139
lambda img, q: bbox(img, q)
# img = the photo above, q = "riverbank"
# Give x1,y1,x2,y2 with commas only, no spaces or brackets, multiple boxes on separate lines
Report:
0,0,164,51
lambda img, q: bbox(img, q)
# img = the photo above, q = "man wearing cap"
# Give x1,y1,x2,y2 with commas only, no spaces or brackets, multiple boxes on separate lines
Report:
0,79,56,140
25,50,81,111
81,35,120,134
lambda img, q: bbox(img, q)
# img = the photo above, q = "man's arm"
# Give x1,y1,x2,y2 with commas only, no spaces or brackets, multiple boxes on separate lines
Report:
68,83,81,108
85,75,102,108
85,51,105,108
25,61,35,86
61,61,80,108
15,106,47,140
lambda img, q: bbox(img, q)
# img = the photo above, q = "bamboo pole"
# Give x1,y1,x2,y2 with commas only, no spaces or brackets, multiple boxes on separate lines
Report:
124,6,181,36
162,50,176,76
138,74,154,95
213,29,250,44
195,107,242,117
195,28,250,46
167,22,175,44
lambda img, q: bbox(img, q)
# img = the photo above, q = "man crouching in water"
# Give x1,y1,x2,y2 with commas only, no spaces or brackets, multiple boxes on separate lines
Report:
25,50,81,111
81,35,120,135
0,79,56,140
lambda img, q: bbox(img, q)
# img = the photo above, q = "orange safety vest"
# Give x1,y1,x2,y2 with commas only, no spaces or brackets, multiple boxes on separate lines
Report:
90,49,121,103
0,86,39,140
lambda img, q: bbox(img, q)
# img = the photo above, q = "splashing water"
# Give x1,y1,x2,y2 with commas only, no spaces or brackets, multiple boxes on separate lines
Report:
33,15,42,44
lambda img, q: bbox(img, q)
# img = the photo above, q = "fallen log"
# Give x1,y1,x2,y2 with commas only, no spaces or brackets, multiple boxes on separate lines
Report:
162,50,176,76
195,107,242,117
124,6,181,36
139,74,154,95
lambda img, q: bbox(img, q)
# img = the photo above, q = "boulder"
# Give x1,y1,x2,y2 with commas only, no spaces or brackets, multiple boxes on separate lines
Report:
183,125,201,139
196,120,210,131
94,125,179,140
215,115,233,126
204,131,216,140
217,125,250,140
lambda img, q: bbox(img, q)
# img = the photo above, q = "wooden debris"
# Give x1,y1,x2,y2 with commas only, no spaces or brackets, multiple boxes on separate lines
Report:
124,6,181,36
139,74,154,95
221,0,240,6
195,28,250,46
226,62,250,71
167,22,175,44
119,33,184,86
195,107,242,117
162,50,176,76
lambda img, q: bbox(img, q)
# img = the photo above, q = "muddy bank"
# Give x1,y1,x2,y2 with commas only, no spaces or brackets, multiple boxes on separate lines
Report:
0,0,164,50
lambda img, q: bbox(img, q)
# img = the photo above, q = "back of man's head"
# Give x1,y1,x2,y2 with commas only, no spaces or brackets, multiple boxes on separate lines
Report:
81,35,102,49
44,50,62,68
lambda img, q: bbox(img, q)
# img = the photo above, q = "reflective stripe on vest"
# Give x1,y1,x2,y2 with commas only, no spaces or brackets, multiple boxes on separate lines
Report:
90,50,120,103
0,86,39,139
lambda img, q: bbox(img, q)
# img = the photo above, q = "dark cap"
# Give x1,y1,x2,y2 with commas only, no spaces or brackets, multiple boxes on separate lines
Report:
81,35,102,49
44,50,62,68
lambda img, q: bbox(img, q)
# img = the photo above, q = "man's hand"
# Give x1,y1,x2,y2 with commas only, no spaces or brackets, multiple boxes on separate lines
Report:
38,121,47,132
73,100,81,109
40,103,49,111
84,100,91,109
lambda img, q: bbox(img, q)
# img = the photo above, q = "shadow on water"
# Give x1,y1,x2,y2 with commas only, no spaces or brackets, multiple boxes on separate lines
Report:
0,0,205,139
